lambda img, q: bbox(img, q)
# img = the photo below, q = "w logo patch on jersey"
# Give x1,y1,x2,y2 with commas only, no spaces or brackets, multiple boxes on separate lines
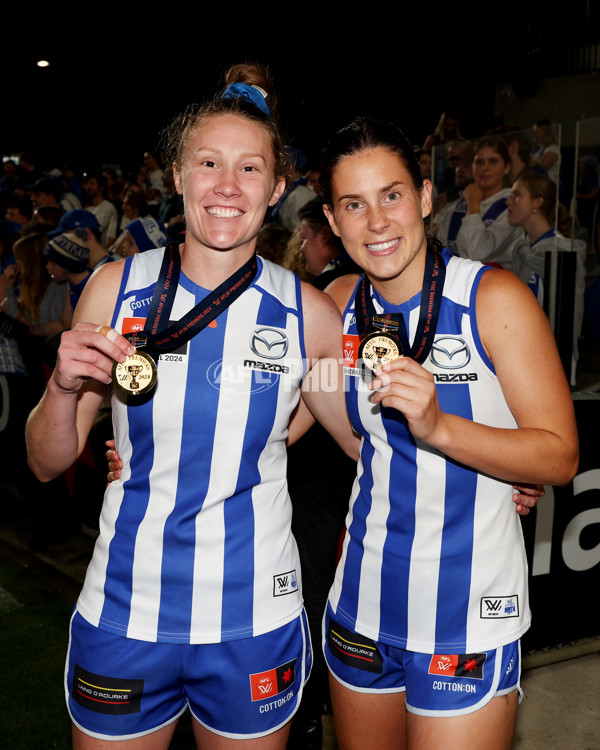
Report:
273,570,298,596
428,653,487,680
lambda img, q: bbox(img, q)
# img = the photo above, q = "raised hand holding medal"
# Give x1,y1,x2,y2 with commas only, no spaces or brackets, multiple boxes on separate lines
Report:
358,314,404,376
111,240,258,398
111,333,158,397
355,247,445,381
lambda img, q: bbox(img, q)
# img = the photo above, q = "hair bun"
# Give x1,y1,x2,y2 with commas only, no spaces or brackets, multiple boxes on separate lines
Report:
224,63,278,119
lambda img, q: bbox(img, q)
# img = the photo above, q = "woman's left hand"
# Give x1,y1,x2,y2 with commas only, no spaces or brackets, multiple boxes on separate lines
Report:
105,438,122,484
369,357,445,445
512,483,545,516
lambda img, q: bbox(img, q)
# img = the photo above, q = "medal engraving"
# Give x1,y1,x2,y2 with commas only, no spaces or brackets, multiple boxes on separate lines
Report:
112,349,157,396
358,331,403,374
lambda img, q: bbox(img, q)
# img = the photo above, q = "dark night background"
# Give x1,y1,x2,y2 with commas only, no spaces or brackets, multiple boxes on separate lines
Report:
1,5,599,175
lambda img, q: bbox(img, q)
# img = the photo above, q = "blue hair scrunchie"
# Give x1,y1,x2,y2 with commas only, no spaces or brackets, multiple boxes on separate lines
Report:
222,83,270,117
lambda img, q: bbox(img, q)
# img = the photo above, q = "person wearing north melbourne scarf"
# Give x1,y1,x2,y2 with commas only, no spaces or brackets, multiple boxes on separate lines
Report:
25,63,357,750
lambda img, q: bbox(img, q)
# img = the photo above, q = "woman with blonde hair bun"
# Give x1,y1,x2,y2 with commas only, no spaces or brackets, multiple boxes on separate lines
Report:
26,62,356,750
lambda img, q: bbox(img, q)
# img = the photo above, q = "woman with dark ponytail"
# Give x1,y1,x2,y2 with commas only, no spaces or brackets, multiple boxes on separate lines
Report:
317,116,578,750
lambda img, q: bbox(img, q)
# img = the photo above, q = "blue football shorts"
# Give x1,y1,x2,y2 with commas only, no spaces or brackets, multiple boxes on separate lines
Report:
323,604,521,717
65,608,312,741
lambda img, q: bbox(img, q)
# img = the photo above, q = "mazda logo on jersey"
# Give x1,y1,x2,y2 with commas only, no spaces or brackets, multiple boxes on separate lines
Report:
431,337,471,370
250,327,289,360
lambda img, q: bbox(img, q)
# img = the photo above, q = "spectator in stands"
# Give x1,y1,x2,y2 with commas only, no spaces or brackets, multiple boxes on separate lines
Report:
505,128,546,183
26,177,64,214
532,119,561,183
433,139,475,253
455,135,523,269
30,230,94,340
306,166,322,196
282,225,313,282
140,149,167,218
49,209,113,269
25,206,64,233
422,112,462,195
16,151,41,191
157,164,184,228
422,111,462,152
0,159,21,198
110,216,167,258
118,188,150,231
256,222,292,265
82,171,119,248
271,147,315,231
298,197,362,289
508,170,586,384
2,232,66,328
416,149,432,181
5,196,33,227
47,169,83,212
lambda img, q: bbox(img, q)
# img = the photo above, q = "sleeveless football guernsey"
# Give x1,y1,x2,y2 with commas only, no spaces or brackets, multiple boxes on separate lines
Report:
77,250,306,644
329,249,530,654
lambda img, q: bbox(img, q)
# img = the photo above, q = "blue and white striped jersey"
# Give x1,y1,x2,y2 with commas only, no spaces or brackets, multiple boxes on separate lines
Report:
77,250,307,644
329,250,530,654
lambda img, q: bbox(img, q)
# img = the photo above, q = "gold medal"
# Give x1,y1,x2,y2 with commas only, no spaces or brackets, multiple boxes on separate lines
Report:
358,330,403,374
111,334,157,397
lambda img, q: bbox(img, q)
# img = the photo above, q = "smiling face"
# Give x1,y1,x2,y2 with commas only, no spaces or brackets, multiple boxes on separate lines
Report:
323,146,431,300
173,113,285,259
472,146,510,198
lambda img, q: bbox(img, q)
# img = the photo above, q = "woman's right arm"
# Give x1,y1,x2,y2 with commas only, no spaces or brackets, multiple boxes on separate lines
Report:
25,261,134,482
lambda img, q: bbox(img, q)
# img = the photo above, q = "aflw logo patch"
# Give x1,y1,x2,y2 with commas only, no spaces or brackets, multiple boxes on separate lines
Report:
250,659,296,701
273,570,298,596
428,653,487,680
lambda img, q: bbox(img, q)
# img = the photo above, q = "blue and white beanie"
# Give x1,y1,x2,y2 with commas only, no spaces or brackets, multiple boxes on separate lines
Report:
126,217,167,253
43,231,89,272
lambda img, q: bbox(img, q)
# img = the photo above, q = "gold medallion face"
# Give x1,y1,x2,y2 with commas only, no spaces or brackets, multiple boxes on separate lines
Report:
112,350,157,396
358,332,403,373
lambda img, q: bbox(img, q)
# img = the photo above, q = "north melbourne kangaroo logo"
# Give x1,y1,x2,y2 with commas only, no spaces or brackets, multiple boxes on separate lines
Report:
431,337,471,369
250,328,289,359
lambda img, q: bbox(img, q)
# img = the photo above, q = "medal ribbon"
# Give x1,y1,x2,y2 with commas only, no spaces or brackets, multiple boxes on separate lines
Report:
354,249,446,364
142,240,258,351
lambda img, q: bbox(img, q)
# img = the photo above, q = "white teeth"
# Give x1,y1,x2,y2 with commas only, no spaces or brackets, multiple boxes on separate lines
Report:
367,238,398,252
207,207,243,218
